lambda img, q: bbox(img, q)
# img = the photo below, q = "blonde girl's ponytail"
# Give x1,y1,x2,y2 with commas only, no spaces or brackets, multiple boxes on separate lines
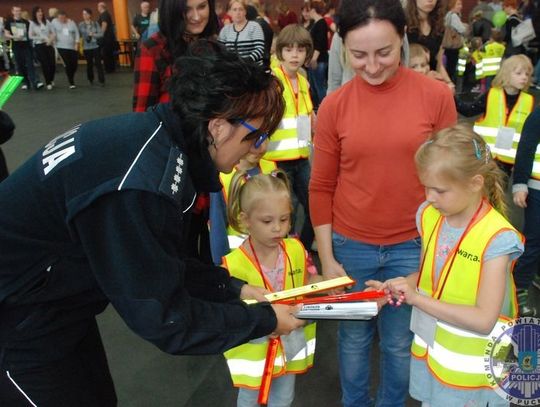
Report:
227,169,249,234
415,124,509,216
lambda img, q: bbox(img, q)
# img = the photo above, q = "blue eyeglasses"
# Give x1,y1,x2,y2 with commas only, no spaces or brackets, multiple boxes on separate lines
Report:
239,119,268,149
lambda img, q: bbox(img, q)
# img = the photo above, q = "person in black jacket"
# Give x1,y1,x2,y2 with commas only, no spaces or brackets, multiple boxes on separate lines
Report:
512,106,540,316
0,41,303,407
0,110,14,182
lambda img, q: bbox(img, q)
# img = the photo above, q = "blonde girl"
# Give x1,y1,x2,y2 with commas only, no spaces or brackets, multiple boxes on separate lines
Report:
379,124,523,406
457,55,535,178
222,169,317,407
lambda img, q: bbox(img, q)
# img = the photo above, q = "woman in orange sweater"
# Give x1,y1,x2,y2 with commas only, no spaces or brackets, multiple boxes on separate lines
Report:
308,0,456,405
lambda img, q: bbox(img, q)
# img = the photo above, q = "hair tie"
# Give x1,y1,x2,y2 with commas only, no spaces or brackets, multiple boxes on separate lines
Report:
270,170,278,178
244,173,252,181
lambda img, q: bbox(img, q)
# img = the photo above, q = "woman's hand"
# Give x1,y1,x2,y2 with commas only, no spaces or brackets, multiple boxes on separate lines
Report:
240,284,270,302
270,304,306,337
513,190,528,208
365,280,388,309
321,258,347,294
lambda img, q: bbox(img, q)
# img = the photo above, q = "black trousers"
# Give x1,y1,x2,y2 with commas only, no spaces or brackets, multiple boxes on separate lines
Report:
444,48,460,83
0,319,117,407
83,48,105,84
100,41,116,73
33,43,56,85
57,48,78,86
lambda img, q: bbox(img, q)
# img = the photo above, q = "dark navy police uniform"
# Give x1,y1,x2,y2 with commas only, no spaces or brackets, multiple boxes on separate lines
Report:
0,104,276,406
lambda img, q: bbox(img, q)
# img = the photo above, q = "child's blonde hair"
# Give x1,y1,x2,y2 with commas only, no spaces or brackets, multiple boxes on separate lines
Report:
415,124,508,215
408,43,429,64
227,169,292,234
275,24,314,63
492,54,533,90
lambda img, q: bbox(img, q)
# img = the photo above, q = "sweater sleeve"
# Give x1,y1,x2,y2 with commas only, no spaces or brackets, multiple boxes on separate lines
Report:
73,190,277,355
513,107,540,186
309,97,339,226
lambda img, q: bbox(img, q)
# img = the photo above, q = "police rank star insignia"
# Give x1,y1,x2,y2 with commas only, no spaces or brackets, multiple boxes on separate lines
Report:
159,147,187,201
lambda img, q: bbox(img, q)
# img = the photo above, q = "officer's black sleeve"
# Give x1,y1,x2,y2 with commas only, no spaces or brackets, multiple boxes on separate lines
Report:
73,190,277,355
513,107,540,186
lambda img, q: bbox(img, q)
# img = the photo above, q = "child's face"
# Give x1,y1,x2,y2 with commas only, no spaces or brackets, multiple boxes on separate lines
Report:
419,167,482,225
509,66,530,91
280,44,308,74
409,56,430,75
241,192,291,248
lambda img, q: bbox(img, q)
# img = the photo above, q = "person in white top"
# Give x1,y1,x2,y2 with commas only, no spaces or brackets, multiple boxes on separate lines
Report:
29,6,56,90
50,10,80,89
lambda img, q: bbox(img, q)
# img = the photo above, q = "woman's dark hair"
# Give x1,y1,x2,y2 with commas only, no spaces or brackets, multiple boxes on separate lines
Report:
169,40,285,152
31,6,43,24
83,8,93,15
158,0,219,59
405,0,446,36
337,0,406,41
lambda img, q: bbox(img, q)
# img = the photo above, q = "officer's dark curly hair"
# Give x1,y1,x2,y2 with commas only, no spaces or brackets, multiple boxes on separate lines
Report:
169,40,285,152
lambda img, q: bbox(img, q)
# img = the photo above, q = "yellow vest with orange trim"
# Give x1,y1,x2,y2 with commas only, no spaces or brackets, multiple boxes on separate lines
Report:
474,87,534,164
222,238,316,389
263,66,313,162
411,204,521,389
218,159,277,249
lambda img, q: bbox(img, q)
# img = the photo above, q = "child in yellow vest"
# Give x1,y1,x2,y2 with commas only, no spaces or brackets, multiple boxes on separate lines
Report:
209,143,277,265
482,29,506,89
455,54,534,177
377,125,524,406
264,24,316,253
222,169,319,407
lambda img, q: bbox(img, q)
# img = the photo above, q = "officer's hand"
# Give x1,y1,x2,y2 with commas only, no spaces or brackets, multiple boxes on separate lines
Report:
240,284,270,302
270,304,305,337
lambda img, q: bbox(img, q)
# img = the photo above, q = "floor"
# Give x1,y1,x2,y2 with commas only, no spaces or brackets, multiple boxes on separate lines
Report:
3,66,539,406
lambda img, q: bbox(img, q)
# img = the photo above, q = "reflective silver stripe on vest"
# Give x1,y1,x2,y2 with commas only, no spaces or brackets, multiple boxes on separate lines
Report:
267,138,310,152
278,117,298,130
413,320,512,375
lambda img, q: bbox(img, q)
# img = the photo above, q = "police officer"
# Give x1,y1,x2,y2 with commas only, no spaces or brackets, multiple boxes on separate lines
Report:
0,41,303,406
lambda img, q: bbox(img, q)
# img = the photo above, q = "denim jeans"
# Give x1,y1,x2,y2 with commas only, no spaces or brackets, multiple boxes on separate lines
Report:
308,61,328,109
277,159,314,250
237,374,295,407
332,232,420,407
513,188,540,289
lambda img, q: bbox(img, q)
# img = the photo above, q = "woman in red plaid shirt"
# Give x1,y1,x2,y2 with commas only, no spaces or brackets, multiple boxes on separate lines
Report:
133,0,219,112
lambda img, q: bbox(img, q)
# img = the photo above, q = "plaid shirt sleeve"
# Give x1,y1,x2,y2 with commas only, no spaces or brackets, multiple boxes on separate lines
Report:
133,38,162,112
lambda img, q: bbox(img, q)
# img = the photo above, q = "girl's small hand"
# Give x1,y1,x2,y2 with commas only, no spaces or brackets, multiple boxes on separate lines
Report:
383,277,417,306
513,190,528,208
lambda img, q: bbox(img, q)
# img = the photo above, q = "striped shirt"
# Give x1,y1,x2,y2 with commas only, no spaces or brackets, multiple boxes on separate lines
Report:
218,20,264,65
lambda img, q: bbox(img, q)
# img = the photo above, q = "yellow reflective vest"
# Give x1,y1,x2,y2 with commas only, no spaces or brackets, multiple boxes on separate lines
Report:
482,42,505,77
218,159,277,249
474,87,534,164
222,238,316,389
457,45,469,77
263,66,313,162
411,203,521,389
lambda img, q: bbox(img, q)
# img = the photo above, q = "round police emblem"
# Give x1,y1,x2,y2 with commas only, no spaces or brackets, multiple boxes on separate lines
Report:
484,317,540,403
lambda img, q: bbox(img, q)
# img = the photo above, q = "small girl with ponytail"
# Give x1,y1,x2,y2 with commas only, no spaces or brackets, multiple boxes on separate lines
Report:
382,124,524,406
222,169,318,407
